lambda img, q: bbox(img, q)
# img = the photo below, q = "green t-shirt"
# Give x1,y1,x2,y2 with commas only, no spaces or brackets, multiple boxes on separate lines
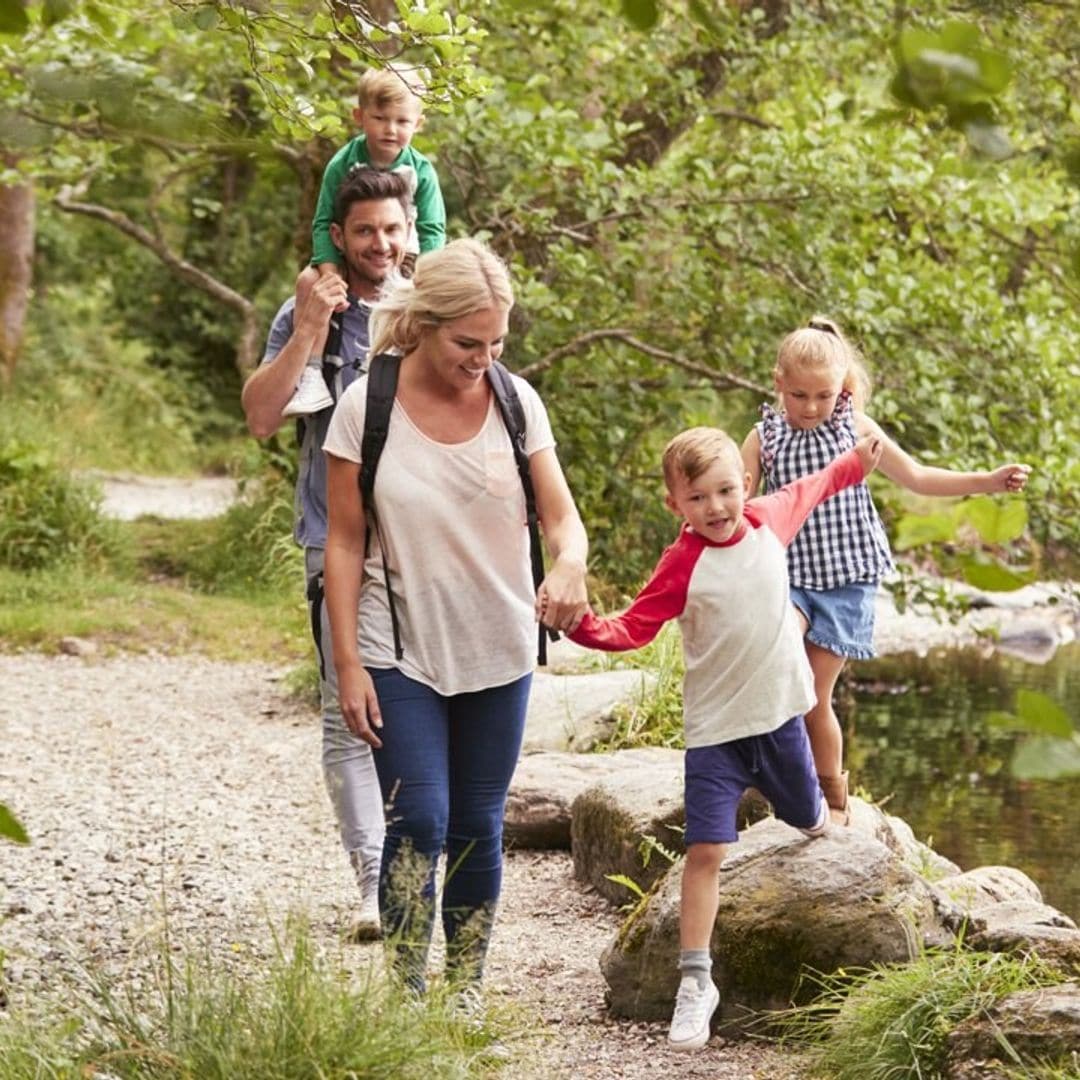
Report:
311,135,446,266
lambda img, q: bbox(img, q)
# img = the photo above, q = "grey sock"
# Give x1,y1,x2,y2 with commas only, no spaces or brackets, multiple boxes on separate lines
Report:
678,949,713,991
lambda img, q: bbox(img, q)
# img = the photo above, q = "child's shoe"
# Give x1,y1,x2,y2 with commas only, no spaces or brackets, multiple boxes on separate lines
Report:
282,365,333,417
667,975,719,1051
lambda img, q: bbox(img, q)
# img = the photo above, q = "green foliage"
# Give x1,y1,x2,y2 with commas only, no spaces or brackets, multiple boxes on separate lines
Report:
990,689,1080,781
780,947,1067,1080
0,440,121,571
593,622,686,751
0,802,29,845
0,921,513,1078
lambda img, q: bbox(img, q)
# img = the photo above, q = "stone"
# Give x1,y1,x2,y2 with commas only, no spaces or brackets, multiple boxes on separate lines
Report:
570,763,687,905
522,669,653,752
946,982,1080,1076
600,816,957,1031
939,865,1044,910
965,900,1080,971
58,636,97,658
505,747,683,850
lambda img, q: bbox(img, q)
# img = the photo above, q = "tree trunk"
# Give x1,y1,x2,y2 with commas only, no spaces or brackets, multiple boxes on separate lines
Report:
0,176,34,384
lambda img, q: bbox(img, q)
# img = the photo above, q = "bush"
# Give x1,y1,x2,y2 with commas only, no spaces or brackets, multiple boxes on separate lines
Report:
778,946,1067,1080
0,441,121,570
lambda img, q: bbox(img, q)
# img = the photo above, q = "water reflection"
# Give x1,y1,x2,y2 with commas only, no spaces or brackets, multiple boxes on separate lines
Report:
845,642,1080,921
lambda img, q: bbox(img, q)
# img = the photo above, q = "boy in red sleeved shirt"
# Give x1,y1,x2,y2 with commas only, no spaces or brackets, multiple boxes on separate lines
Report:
568,426,881,1052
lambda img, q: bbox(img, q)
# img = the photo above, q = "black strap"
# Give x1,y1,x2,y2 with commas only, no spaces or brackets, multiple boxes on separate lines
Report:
487,361,558,666
305,570,327,681
359,355,555,666
295,311,348,448
361,354,406,660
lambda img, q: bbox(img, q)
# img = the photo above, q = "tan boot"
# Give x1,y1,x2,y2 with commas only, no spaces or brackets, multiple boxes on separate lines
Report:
818,771,850,827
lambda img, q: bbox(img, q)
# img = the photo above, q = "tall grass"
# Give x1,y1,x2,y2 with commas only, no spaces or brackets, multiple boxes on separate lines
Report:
593,621,687,750
777,945,1068,1080
0,922,515,1079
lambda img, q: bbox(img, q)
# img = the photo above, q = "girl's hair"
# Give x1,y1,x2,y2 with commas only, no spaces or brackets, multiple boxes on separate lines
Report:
774,315,872,409
368,238,514,358
662,427,742,492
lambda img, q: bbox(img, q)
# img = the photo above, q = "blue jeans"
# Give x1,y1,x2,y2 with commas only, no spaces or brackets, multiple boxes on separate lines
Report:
368,667,531,989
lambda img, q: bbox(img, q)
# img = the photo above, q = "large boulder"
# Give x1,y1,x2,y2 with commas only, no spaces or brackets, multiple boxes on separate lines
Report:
945,982,1080,1077
523,670,652,752
570,758,687,904
600,816,958,1032
505,747,683,850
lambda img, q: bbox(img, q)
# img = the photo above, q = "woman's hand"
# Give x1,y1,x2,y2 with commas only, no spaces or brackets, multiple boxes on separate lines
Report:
989,463,1032,494
536,555,589,635
337,662,383,748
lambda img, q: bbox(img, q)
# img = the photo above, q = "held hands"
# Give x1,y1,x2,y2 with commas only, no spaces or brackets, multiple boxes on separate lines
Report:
854,433,884,477
989,463,1032,494
535,556,589,635
337,662,383,748
316,261,350,313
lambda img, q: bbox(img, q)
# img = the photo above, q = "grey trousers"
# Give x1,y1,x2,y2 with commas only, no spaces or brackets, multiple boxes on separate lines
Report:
305,548,385,886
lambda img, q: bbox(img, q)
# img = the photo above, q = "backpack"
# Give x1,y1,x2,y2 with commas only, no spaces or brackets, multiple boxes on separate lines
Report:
359,352,557,666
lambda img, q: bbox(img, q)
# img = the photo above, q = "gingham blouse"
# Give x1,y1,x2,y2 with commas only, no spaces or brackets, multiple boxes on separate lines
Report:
757,392,893,589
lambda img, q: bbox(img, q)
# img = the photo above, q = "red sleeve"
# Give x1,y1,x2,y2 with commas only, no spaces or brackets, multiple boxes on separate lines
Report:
569,531,701,651
746,448,866,547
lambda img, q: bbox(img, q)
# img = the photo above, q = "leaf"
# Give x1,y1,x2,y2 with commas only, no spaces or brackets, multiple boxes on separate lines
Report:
604,873,645,899
0,803,29,845
193,5,219,30
1015,689,1074,738
958,497,1027,544
962,120,1013,161
1011,735,1080,781
959,557,1035,592
0,0,28,34
893,510,957,551
621,0,659,32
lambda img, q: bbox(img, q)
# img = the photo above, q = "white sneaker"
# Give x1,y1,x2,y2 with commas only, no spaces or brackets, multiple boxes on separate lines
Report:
282,366,333,417
346,891,381,943
668,975,720,1051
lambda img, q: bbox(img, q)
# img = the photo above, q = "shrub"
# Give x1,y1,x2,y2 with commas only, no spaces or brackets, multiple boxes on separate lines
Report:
0,441,121,570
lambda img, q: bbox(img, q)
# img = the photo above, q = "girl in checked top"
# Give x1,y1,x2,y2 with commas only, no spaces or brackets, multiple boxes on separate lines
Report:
741,316,1031,824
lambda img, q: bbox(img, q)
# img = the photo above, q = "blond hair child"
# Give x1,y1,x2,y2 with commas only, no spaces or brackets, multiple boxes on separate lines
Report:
570,425,882,1051
740,316,1031,823
284,65,446,416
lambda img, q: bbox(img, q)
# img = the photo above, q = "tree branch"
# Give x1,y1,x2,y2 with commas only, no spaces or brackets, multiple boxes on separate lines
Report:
54,182,260,375
516,328,770,396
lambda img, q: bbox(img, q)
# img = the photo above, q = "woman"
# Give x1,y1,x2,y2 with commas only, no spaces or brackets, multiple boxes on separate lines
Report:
323,238,589,993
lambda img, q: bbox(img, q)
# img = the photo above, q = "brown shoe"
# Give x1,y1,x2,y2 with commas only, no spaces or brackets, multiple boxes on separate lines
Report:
818,771,851,826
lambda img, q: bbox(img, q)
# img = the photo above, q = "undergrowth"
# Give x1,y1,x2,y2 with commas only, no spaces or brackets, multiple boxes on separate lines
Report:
0,921,516,1079
777,944,1069,1080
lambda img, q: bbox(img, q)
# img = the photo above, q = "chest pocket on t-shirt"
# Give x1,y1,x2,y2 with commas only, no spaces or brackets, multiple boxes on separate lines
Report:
485,447,520,499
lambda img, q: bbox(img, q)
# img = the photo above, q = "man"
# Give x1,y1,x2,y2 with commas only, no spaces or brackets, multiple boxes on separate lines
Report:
243,168,410,939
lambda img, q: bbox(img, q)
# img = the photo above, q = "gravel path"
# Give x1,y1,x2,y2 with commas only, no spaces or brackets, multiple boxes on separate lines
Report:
0,652,803,1078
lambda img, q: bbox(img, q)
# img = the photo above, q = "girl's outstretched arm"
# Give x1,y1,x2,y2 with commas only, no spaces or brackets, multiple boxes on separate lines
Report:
740,427,763,495
855,413,1031,497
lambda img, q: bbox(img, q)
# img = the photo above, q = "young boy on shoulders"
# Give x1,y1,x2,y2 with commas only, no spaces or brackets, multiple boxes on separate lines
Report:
567,426,882,1052
284,64,446,417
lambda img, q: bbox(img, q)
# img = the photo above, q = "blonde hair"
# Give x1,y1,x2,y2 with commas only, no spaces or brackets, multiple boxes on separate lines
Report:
662,427,742,492
774,315,872,409
369,238,514,358
357,64,426,111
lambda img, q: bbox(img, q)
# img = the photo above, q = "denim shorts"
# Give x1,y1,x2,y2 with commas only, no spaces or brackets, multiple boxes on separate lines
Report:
790,581,877,660
684,716,824,845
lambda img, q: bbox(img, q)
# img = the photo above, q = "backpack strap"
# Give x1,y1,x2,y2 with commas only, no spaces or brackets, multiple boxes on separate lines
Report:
487,360,558,667
360,353,405,660
295,310,348,448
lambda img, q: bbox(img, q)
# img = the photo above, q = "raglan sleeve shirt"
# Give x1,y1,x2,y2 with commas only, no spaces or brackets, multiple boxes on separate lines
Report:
570,448,867,748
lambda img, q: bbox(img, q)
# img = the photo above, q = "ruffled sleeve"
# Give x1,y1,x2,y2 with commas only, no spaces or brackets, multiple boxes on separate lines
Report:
825,389,857,448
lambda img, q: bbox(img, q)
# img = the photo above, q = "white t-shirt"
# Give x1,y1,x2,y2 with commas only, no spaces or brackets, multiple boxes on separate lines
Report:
323,371,556,696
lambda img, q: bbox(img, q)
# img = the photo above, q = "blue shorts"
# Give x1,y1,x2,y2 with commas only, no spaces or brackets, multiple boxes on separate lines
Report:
684,716,825,845
790,582,877,660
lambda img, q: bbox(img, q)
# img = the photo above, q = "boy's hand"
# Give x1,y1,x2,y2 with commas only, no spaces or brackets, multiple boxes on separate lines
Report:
990,463,1032,494
854,433,883,477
